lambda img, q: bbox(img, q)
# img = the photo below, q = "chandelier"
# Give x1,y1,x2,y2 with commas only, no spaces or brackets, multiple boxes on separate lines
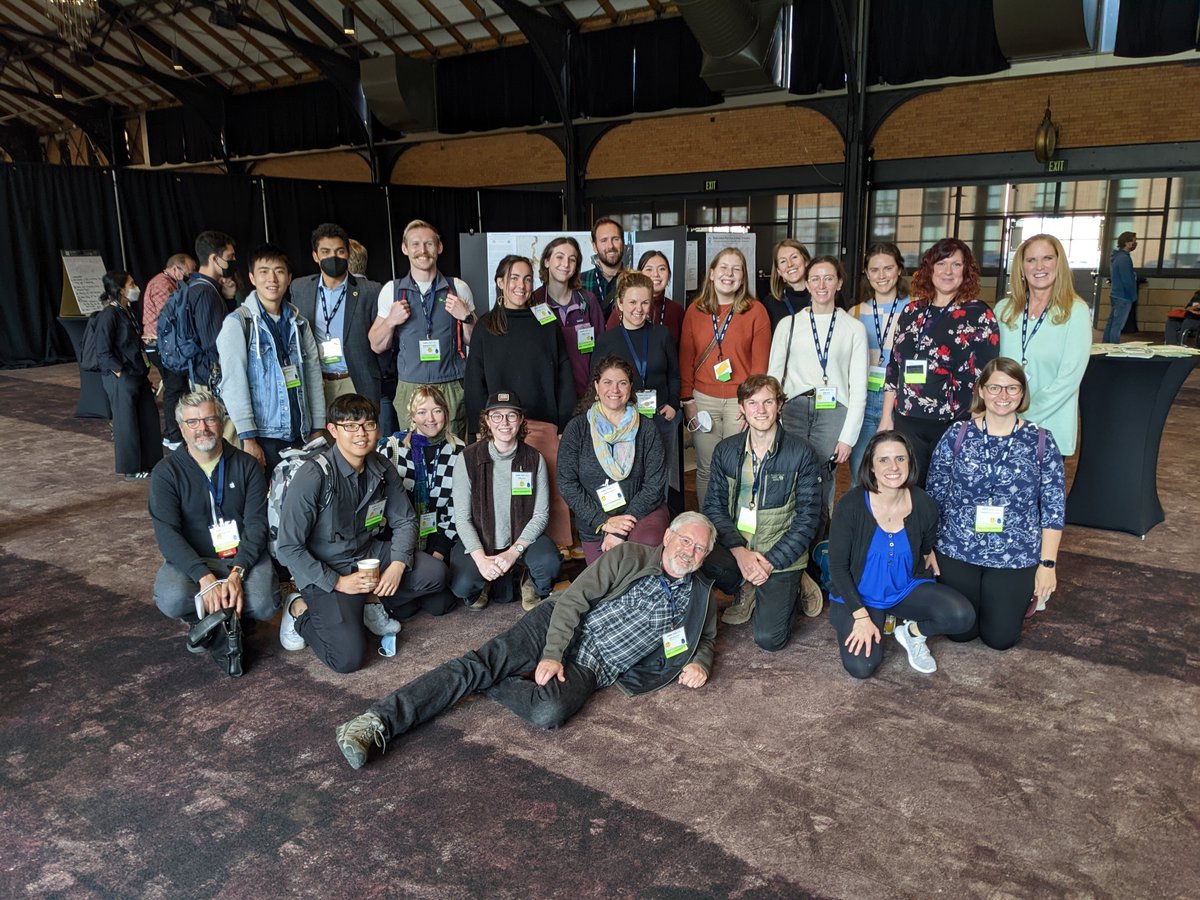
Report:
48,0,99,53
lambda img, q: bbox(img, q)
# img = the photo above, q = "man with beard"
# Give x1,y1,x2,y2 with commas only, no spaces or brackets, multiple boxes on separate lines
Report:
148,389,279,659
291,223,382,411
580,216,627,320
368,219,476,437
334,511,719,769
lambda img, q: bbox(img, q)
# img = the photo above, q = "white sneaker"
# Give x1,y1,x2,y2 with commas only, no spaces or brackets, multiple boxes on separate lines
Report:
279,592,307,651
894,620,936,674
363,602,402,636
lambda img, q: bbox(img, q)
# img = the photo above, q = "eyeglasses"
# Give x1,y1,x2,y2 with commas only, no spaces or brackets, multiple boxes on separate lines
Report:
182,415,221,429
487,411,520,424
334,421,379,433
671,533,710,555
983,384,1023,396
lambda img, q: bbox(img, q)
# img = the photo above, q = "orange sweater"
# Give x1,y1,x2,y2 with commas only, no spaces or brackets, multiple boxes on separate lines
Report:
679,301,772,399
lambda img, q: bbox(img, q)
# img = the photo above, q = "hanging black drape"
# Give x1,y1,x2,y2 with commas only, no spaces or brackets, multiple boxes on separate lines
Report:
867,0,1008,84
788,0,849,94
145,106,224,167
477,188,563,235
260,178,393,283
116,169,263,288
0,164,121,367
1114,0,1200,57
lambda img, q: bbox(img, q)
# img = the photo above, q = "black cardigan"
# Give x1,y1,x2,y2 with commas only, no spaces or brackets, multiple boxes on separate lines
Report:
592,323,681,411
827,486,940,613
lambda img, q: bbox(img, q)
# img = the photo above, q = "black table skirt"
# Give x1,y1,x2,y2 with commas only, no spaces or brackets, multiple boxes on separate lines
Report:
1066,354,1197,536
58,316,111,420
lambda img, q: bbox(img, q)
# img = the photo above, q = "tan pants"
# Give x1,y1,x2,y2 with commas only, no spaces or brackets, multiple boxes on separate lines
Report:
322,375,357,412
691,391,743,509
523,419,572,548
393,379,468,442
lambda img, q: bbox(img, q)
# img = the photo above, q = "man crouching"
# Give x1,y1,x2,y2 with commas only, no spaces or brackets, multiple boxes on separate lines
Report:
334,511,718,769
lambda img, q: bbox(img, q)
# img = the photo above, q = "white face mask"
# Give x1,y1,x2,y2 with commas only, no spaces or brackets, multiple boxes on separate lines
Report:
126,286,141,304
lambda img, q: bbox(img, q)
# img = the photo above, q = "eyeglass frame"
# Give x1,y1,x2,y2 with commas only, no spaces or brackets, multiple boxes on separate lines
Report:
486,410,522,424
982,383,1023,396
332,420,379,433
181,415,222,429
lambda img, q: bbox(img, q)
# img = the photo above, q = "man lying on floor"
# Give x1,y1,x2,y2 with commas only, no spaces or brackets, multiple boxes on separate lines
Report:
334,511,719,769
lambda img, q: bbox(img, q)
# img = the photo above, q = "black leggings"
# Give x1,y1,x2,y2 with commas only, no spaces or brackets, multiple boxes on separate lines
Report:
893,415,952,489
828,582,975,679
935,552,1037,651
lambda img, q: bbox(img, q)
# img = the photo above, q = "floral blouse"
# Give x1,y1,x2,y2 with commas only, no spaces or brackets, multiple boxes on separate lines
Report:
926,419,1065,569
885,299,999,421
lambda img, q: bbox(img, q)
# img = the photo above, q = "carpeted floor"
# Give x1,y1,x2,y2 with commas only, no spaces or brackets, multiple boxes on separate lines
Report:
2,363,1198,899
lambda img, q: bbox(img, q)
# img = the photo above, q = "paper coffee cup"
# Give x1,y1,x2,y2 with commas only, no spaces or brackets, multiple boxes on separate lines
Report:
358,558,380,585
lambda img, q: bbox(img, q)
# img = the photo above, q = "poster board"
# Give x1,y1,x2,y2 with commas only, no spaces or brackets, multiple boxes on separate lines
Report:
477,231,595,308
630,226,687,306
59,250,108,317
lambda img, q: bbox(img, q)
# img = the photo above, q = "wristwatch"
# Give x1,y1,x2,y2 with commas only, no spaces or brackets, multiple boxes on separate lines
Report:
512,542,527,557
1039,559,1056,569
229,565,246,578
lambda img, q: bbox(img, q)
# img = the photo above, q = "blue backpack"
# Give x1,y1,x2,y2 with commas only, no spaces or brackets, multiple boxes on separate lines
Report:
156,281,201,374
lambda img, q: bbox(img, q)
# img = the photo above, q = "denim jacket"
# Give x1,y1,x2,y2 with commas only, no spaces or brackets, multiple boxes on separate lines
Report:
216,293,325,441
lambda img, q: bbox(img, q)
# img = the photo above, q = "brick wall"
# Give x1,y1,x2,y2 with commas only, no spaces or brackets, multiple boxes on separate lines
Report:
252,151,372,181
873,63,1200,159
587,105,843,179
390,133,563,186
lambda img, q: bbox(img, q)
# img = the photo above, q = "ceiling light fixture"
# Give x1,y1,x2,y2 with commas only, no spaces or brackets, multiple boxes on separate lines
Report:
342,7,356,36
47,0,99,53
172,45,184,72
52,78,64,99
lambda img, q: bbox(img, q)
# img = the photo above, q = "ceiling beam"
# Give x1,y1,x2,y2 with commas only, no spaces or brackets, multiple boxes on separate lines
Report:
0,83,121,164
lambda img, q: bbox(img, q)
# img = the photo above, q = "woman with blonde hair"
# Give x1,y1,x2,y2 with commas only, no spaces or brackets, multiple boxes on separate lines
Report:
762,239,813,331
995,233,1091,455
679,247,772,505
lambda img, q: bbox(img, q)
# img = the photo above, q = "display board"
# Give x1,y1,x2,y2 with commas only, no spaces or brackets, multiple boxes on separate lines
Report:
58,250,108,316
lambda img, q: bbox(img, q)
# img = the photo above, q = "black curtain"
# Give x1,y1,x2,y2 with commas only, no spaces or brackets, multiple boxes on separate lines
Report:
260,178,393,283
145,106,224,166
789,0,848,94
226,82,371,158
116,168,263,290
437,46,561,135
0,164,121,367
386,186,487,277
477,188,563,234
867,0,1008,84
1115,0,1200,57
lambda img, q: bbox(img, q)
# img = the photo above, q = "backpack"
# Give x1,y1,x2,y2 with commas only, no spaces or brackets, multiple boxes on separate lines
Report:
79,309,105,373
156,281,201,373
267,434,334,561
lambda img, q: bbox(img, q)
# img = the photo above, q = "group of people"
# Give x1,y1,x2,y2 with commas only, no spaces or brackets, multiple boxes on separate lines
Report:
102,216,1098,770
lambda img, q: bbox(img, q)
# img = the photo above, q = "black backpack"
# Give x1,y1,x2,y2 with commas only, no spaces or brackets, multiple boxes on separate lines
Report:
79,309,106,373
156,281,201,373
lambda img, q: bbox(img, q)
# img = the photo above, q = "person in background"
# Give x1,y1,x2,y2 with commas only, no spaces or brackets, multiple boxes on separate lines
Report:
530,236,605,400
348,240,369,279
847,243,909,483
580,217,626,320
679,247,772,506
880,238,999,488
761,239,812,332
996,234,1092,456
142,252,196,451
827,430,974,678
95,269,162,480
926,358,1066,651
1101,231,1138,344
557,356,668,564
183,230,238,392
603,250,684,348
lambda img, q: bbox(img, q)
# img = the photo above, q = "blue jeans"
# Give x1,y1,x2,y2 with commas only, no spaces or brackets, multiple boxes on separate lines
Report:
849,389,884,487
1102,298,1134,343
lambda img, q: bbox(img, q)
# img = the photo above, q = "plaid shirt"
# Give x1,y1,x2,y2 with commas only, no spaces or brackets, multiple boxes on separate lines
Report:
581,265,618,317
572,572,692,687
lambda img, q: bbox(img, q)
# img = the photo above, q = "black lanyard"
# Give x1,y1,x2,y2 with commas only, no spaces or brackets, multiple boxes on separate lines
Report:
870,298,900,354
204,455,226,526
711,307,734,359
749,443,768,509
655,296,667,326
980,418,1016,502
1020,304,1049,366
621,325,650,382
657,575,679,619
319,282,346,334
808,309,837,386
917,302,954,352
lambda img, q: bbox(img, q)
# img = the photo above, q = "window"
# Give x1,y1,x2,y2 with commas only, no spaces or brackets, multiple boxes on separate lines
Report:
1164,175,1200,268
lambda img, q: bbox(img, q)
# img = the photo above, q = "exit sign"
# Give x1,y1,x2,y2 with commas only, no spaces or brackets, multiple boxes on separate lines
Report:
703,178,718,192
1046,159,1066,173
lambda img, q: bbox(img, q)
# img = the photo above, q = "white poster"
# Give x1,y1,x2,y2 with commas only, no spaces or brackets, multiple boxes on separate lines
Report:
61,250,109,316
630,239,675,289
707,233,757,295
685,241,699,291
483,231,594,307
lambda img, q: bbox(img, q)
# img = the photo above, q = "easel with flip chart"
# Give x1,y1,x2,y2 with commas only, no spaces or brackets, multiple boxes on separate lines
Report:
58,250,108,317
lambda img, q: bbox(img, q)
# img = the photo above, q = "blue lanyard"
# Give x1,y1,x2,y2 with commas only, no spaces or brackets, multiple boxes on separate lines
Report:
808,309,837,385
621,325,650,382
711,307,735,358
319,283,346,334
782,297,795,318
257,300,293,366
657,575,679,619
414,285,438,340
204,455,226,525
917,302,954,351
1020,304,1048,366
870,298,900,353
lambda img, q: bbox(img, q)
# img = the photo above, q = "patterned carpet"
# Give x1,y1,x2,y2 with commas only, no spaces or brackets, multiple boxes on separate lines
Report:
1,363,1198,899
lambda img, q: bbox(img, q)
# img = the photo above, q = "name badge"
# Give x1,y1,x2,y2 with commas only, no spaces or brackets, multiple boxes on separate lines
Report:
365,499,386,530
815,386,838,410
714,358,733,382
635,390,657,418
576,326,595,353
532,303,557,325
419,339,441,362
975,504,1005,533
282,364,301,389
662,626,689,659
597,480,626,512
512,471,533,496
904,359,927,385
867,365,886,391
737,505,757,535
209,519,240,558
320,337,343,365
419,511,437,536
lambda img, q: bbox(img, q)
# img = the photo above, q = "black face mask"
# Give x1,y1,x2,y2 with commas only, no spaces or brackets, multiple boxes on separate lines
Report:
214,256,236,277
320,256,348,279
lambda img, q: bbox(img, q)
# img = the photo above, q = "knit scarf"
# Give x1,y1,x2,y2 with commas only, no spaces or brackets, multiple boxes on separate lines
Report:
587,403,639,481
408,430,444,508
